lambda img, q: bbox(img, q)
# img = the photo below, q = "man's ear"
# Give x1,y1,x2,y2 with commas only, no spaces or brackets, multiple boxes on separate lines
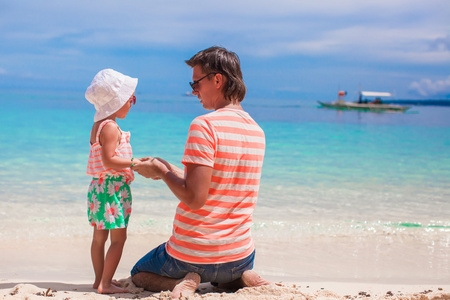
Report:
214,73,225,89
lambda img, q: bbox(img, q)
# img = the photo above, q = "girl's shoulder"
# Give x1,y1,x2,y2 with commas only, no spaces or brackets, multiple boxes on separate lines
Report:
98,120,121,133
94,120,121,145
100,121,121,136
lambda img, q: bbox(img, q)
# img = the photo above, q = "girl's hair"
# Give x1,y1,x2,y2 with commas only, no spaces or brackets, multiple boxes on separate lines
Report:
185,46,246,102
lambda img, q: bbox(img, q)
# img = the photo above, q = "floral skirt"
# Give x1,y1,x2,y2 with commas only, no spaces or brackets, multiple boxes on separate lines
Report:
87,175,132,230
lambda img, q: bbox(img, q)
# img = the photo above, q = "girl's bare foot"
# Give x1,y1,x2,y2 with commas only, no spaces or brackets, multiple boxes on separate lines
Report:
92,279,100,289
98,282,129,294
112,279,121,286
241,270,271,287
171,272,201,299
94,279,119,290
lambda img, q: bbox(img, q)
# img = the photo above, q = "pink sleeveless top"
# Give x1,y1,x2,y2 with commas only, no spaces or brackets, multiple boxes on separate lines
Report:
86,120,134,181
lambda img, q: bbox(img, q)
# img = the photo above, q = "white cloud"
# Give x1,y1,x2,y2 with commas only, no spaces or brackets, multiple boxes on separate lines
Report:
2,0,449,58
409,76,450,98
245,18,450,64
0,67,7,75
0,0,449,98
430,34,450,52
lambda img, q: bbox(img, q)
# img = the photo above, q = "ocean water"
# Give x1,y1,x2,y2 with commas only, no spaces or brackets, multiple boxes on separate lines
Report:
1,90,449,283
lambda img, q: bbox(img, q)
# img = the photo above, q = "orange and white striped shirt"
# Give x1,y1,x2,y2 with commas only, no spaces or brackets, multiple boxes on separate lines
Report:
166,108,265,264
86,120,134,182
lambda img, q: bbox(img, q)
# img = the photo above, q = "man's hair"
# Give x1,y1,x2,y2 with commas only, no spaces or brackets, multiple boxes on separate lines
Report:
185,46,246,102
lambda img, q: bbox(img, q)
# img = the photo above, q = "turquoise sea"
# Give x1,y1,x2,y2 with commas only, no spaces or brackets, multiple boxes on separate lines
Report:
1,90,449,284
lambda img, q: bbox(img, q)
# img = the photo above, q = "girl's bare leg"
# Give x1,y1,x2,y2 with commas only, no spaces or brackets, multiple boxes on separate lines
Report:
97,227,128,294
91,228,109,289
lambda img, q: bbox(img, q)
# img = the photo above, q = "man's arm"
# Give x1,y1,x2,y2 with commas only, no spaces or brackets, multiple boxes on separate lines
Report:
133,157,212,211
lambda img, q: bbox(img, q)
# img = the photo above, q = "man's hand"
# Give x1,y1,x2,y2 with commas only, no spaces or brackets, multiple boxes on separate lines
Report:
132,156,164,179
133,156,209,210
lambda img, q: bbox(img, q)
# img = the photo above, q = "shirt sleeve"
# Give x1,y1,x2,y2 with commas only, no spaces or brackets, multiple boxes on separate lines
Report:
181,117,216,167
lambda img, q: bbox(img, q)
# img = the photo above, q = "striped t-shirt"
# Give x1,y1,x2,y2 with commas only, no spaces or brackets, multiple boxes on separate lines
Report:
86,120,134,182
166,108,265,264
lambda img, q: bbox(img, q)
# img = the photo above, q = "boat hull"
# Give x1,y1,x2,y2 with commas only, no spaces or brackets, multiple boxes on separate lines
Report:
318,101,411,112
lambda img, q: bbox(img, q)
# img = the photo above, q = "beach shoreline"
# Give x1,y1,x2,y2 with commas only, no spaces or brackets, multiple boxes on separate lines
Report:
1,234,449,299
2,92,450,299
1,279,449,299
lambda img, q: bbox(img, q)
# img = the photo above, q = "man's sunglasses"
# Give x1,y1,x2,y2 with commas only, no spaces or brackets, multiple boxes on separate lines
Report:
189,73,216,91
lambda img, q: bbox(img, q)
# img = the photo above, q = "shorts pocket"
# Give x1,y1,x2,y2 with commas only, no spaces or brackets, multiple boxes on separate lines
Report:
161,255,205,280
230,251,255,281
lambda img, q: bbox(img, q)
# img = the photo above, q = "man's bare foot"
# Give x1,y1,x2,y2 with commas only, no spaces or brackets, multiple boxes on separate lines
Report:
241,270,271,287
171,272,201,299
98,282,129,294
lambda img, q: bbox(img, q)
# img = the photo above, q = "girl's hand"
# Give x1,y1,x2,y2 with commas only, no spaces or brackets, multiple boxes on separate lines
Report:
132,157,142,166
133,156,163,180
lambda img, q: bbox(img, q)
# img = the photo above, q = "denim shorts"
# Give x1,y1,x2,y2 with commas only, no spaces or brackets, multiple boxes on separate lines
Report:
130,243,255,284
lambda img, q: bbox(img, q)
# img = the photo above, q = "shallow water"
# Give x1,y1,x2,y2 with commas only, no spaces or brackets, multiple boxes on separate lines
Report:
1,90,449,283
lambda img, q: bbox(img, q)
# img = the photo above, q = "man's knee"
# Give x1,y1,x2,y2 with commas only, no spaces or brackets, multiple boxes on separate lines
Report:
131,272,144,287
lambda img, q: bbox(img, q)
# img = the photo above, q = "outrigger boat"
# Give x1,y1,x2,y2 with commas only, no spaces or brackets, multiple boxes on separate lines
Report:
318,91,412,112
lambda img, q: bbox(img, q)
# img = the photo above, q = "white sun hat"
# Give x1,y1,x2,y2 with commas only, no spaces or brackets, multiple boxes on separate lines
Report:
85,69,138,122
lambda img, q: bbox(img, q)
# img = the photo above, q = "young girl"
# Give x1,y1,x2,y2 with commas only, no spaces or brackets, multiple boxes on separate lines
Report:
85,69,141,294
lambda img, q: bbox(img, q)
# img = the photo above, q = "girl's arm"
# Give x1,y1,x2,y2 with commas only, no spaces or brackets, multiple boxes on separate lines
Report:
100,122,140,169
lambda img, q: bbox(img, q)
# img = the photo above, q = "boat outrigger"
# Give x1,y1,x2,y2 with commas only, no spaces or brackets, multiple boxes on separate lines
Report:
318,91,412,112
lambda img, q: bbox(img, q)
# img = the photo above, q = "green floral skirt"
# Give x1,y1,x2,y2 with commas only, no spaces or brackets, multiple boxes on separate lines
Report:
87,175,132,230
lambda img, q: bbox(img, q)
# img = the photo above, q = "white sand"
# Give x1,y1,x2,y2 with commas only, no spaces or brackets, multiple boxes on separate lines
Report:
1,234,449,299
1,279,449,299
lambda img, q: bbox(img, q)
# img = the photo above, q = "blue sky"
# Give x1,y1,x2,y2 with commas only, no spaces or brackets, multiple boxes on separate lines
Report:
1,0,449,100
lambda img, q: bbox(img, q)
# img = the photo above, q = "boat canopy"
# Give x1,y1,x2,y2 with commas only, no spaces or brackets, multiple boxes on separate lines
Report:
360,91,392,97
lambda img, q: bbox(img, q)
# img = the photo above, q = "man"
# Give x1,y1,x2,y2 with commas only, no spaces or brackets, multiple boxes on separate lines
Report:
132,46,270,299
